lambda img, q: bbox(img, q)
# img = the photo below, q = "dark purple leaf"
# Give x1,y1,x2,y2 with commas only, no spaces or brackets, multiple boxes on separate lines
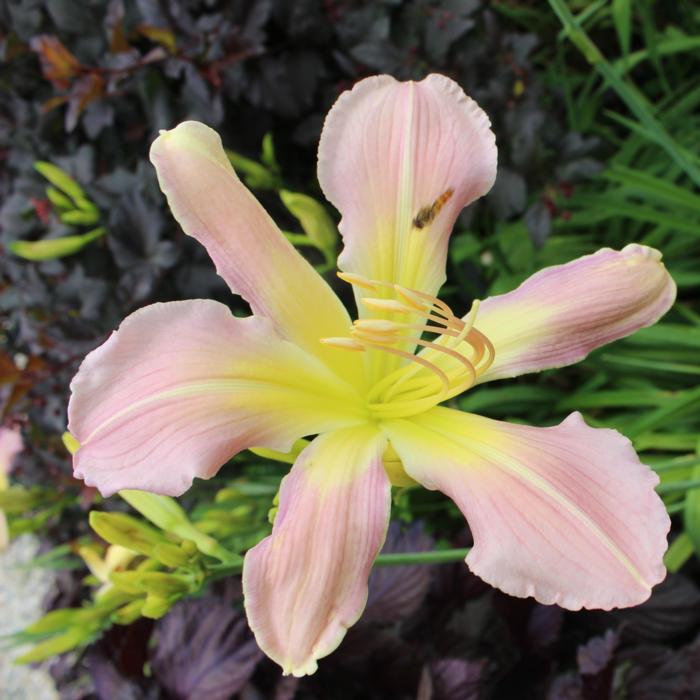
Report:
86,653,145,700
151,597,262,700
46,0,93,33
621,638,700,700
547,674,583,700
362,521,434,625
424,0,478,63
417,658,485,700
577,629,619,676
527,604,564,651
274,675,300,700
577,629,619,700
615,574,700,643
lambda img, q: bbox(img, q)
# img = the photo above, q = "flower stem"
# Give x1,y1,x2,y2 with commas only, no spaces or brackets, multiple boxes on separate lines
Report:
374,548,469,567
206,548,470,579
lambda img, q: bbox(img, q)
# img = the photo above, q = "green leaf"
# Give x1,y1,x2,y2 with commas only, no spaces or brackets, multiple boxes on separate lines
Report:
603,165,700,213
548,0,700,187
151,542,192,568
139,571,193,596
119,490,240,565
9,228,105,261
119,490,191,533
612,35,700,76
657,477,700,496
34,161,86,203
110,570,192,596
261,132,278,170
74,196,99,214
625,386,700,438
611,0,632,56
45,186,74,211
111,599,144,625
684,459,700,554
59,209,100,226
89,511,165,557
22,609,87,637
140,593,174,619
279,190,337,254
664,532,694,573
15,543,82,571
225,149,279,189
15,624,101,664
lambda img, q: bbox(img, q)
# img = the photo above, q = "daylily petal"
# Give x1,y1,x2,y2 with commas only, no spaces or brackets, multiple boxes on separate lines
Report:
69,300,367,497
150,121,360,382
384,407,669,610
243,425,390,676
474,244,676,382
318,74,496,299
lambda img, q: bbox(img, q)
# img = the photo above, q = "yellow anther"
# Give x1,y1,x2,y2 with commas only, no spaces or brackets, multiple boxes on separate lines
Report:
361,298,417,314
337,271,378,290
319,337,366,351
353,319,402,333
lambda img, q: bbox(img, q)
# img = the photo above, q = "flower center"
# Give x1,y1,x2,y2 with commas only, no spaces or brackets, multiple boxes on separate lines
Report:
321,273,494,419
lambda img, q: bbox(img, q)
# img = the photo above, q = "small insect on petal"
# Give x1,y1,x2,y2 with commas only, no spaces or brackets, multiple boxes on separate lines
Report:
412,188,454,230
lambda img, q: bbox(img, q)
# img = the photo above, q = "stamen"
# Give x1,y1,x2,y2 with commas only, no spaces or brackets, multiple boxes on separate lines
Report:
361,298,418,314
336,271,378,290
392,287,427,312
395,285,454,319
355,320,462,336
362,342,450,396
384,338,476,401
352,319,403,333
319,337,366,352
360,298,464,333
323,274,495,418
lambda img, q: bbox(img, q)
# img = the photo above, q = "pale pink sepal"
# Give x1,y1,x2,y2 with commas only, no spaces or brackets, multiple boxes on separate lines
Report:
150,122,360,382
243,426,390,676
475,244,676,382
384,407,669,610
318,74,496,298
68,300,366,497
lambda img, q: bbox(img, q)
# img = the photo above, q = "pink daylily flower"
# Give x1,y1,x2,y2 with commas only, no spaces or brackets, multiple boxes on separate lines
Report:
68,74,675,676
